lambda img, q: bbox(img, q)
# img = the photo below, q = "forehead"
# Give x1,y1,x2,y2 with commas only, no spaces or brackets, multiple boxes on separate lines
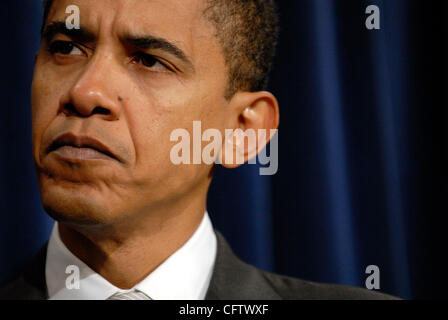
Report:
48,0,207,33
46,0,221,68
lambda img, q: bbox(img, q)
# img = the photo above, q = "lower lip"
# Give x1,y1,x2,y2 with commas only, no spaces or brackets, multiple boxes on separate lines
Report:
52,145,113,161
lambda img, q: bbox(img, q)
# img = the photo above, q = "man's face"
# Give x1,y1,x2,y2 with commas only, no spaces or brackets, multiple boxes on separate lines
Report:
32,0,229,225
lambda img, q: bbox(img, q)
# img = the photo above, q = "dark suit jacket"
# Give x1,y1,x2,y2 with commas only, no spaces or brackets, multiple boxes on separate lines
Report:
0,231,398,300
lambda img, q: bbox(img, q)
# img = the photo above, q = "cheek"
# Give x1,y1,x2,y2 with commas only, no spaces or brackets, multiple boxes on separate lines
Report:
130,106,177,173
125,83,191,163
123,96,191,189
31,74,53,153
128,98,225,185
31,62,70,161
32,81,55,126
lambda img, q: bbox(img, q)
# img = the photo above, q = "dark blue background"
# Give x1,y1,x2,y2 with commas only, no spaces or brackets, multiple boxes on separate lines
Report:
0,0,445,300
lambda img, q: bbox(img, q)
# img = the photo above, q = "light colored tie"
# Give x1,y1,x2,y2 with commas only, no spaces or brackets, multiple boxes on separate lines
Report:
107,290,152,300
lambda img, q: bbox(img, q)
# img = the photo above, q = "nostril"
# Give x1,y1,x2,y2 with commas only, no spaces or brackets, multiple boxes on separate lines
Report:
92,106,111,115
62,103,78,116
61,104,111,117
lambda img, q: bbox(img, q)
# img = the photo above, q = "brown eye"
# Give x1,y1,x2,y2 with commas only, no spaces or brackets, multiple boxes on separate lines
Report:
49,41,83,56
137,53,158,67
133,52,170,72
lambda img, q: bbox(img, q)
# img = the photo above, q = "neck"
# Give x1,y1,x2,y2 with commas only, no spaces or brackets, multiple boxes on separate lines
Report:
58,195,207,289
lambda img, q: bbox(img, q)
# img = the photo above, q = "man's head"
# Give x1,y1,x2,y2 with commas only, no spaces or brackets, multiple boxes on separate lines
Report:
33,0,279,228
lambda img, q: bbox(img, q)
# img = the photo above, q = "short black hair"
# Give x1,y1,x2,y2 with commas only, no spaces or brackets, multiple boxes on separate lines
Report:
41,0,279,99
203,0,279,99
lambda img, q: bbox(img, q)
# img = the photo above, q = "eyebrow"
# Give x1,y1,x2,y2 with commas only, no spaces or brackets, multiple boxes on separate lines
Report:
124,34,194,72
41,21,195,72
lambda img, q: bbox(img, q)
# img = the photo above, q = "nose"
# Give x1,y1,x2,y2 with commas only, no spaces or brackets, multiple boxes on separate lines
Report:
59,52,122,121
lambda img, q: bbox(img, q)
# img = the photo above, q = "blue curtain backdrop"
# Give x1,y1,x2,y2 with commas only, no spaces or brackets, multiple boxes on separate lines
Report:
0,1,445,300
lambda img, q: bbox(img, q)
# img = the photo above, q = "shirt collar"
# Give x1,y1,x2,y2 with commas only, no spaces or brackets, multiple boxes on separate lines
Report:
45,212,217,300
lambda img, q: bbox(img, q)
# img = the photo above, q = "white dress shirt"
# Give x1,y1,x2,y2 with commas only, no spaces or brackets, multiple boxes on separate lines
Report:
45,212,217,300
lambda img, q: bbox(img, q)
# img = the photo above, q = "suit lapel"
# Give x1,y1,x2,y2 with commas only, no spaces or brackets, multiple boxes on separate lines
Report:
205,231,281,300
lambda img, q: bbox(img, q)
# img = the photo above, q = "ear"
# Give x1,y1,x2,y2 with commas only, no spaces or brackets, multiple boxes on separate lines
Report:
220,91,279,168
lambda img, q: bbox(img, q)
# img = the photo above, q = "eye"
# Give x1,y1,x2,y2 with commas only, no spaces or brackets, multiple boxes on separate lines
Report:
49,41,84,56
132,52,172,72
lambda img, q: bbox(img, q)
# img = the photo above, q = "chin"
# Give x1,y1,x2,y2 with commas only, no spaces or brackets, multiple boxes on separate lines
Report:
39,179,116,226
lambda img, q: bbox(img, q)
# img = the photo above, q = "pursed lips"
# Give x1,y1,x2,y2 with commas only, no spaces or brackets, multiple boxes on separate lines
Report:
47,133,119,162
